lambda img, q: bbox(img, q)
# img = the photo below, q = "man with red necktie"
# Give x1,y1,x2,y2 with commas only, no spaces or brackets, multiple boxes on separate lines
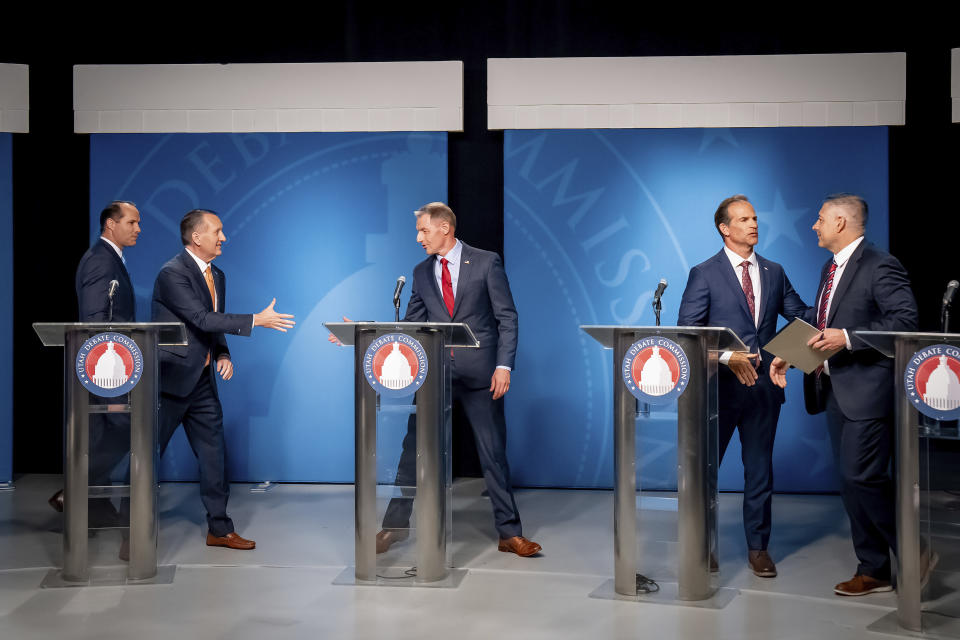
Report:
678,194,809,578
376,202,541,557
771,194,918,596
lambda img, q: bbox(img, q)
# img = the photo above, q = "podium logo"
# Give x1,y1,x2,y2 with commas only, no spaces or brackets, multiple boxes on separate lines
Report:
622,336,689,404
75,332,144,398
904,344,960,421
363,333,429,398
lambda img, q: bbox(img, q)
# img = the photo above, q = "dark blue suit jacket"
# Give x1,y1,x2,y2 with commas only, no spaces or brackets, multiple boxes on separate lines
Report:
151,250,252,398
678,249,809,402
75,239,135,322
802,241,917,421
403,242,518,389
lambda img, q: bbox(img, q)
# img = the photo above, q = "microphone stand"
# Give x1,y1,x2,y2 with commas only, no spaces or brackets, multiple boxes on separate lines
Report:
640,291,664,418
394,301,400,323
108,296,115,323
942,305,951,334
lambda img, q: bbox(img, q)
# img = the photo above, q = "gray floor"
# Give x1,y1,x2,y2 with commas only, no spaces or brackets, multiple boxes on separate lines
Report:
0,474,947,639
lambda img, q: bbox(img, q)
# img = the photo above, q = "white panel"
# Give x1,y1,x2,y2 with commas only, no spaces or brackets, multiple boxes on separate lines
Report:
144,110,189,132
953,49,960,123
609,105,633,128
488,105,516,130
0,63,29,132
74,61,463,132
488,54,905,129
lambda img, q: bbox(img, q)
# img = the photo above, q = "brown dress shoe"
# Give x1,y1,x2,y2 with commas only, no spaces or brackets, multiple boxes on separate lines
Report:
375,529,410,554
48,490,64,513
748,549,777,578
834,574,892,596
498,536,542,557
206,532,256,550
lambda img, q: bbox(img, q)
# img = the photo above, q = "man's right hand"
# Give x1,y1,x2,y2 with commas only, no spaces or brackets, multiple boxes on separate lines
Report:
328,316,351,346
726,351,760,386
254,298,296,332
769,356,789,389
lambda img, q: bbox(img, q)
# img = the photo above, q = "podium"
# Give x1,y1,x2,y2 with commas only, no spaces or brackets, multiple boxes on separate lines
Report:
854,331,960,637
325,321,478,587
582,325,747,605
33,322,186,586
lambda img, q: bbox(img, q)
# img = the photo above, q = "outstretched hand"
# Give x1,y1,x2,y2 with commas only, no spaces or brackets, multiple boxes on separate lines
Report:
769,356,789,389
254,298,296,332
328,316,351,346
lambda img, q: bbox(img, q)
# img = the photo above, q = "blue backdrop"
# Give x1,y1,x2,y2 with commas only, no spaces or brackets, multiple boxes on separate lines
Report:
503,128,889,492
90,132,447,482
0,133,12,483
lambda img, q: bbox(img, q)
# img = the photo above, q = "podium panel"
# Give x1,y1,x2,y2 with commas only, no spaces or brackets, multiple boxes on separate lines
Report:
583,325,746,606
326,322,475,587
857,332,960,637
33,322,184,586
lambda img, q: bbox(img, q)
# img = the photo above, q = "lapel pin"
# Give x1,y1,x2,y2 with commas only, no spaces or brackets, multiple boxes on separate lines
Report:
464,260,470,264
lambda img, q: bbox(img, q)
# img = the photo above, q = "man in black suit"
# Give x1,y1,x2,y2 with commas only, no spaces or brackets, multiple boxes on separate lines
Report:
771,194,918,596
678,195,808,577
49,202,142,516
377,202,541,557
152,209,294,550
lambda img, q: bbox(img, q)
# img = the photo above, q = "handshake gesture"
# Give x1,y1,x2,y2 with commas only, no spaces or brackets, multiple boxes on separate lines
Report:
253,298,296,332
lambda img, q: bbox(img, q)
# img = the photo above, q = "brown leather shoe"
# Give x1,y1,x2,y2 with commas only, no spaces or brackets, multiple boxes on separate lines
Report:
48,490,64,513
748,549,777,578
375,529,410,554
206,532,256,550
834,574,892,596
498,536,542,557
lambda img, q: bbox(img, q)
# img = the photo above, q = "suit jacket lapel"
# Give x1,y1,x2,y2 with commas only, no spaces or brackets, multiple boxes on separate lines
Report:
715,250,754,324
756,254,773,322
450,243,472,319
826,241,866,327
180,250,213,311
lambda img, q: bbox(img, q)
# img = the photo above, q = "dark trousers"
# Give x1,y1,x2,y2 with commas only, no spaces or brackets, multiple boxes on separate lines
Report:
158,367,234,537
382,380,522,539
823,376,896,580
718,372,781,551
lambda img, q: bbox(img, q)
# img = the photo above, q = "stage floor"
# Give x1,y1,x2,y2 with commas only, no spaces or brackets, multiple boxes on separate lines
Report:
0,474,936,639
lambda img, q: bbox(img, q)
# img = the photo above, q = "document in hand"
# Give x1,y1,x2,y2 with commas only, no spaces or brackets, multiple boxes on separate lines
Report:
762,318,844,374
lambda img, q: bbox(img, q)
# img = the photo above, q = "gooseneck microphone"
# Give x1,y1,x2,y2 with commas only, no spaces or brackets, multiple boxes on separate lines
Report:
942,279,959,332
652,278,668,327
107,280,119,323
393,276,406,322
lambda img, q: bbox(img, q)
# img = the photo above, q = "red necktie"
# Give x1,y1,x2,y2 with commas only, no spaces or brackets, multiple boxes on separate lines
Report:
739,260,756,324
815,260,838,377
441,257,455,317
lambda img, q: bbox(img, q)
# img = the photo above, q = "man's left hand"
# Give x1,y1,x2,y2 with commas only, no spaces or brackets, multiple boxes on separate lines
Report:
808,328,846,351
217,357,234,381
490,369,511,400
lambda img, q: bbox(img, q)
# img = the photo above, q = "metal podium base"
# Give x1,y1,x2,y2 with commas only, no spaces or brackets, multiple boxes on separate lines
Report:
332,566,468,589
589,578,737,610
40,564,176,588
868,611,960,639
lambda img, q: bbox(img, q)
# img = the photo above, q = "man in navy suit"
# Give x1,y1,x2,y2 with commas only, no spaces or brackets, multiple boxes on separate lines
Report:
678,194,808,577
49,202,142,518
153,209,294,550
771,194,918,596
377,202,541,557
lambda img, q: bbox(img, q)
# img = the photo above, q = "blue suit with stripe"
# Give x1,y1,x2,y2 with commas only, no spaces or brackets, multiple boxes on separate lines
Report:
678,249,808,551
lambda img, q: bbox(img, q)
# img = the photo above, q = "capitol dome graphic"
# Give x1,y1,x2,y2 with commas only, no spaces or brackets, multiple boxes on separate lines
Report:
922,355,960,411
638,346,675,396
378,342,415,390
92,342,129,389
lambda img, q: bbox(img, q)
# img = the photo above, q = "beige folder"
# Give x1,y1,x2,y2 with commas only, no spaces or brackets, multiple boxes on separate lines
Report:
762,318,843,374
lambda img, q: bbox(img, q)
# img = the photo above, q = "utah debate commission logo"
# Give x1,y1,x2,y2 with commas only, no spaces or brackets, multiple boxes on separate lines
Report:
904,344,960,421
75,332,144,397
363,333,429,398
622,336,689,404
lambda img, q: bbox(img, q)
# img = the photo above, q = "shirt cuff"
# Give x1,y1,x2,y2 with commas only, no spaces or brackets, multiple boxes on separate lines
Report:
719,351,732,365
496,365,512,372
842,329,852,350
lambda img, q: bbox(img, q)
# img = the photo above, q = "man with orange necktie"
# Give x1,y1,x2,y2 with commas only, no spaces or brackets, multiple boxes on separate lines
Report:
152,209,294,550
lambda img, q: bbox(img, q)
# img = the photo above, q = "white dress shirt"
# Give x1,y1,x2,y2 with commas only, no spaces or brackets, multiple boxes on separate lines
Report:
819,236,864,374
433,239,462,297
100,236,123,261
185,247,217,309
719,247,761,365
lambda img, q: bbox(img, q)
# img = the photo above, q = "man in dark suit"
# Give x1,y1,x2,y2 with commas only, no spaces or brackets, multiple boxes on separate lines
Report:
153,209,294,550
771,194,918,596
49,201,142,517
678,194,808,577
377,202,541,557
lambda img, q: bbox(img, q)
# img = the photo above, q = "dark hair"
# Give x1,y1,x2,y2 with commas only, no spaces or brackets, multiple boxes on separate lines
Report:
98,200,136,233
713,195,750,237
180,209,217,246
416,201,457,230
822,193,868,229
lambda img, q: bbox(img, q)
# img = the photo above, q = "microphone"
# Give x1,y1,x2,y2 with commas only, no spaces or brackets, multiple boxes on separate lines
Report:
393,276,406,307
653,278,668,303
108,280,119,300
943,280,959,308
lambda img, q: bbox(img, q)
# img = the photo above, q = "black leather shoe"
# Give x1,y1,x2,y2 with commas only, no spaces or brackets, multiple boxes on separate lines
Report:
48,490,64,513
